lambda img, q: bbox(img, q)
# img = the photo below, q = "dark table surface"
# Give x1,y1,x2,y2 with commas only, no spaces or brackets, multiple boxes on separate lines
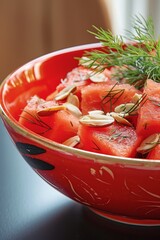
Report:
1,119,160,240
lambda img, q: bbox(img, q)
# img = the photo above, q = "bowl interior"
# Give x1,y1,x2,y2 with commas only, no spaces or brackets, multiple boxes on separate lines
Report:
1,45,96,121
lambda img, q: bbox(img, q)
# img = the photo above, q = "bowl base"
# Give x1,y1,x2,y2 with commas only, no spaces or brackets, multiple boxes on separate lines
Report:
89,208,160,227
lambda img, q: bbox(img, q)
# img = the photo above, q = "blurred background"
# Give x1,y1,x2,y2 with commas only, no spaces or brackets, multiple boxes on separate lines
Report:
0,0,160,82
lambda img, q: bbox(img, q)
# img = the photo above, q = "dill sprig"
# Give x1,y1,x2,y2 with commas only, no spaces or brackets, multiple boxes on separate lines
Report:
80,15,160,89
101,82,125,112
20,110,52,135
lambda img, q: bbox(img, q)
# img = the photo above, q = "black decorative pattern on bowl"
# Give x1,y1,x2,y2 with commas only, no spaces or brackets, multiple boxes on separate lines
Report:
23,156,55,170
16,142,55,170
16,142,46,155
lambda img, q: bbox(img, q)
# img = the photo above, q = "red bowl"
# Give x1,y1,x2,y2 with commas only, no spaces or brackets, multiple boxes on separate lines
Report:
1,43,160,226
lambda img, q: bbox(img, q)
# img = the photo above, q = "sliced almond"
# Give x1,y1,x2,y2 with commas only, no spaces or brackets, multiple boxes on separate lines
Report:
67,93,80,108
37,105,65,116
63,102,82,118
62,135,80,147
110,112,132,126
79,56,97,68
55,85,77,101
90,72,107,83
79,114,114,126
137,133,160,154
88,110,105,117
114,103,138,115
88,111,111,120
132,93,143,104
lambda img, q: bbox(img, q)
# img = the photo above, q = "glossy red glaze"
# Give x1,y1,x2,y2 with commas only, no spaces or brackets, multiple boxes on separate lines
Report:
1,43,160,226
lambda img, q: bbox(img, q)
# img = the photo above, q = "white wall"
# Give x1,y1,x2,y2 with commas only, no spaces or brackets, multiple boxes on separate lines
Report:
105,0,160,37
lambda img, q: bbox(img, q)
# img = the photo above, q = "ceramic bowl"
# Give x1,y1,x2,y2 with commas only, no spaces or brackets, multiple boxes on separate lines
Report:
1,43,160,226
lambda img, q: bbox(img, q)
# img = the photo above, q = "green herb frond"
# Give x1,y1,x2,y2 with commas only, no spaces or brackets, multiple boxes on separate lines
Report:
129,15,155,42
80,15,160,88
88,26,124,50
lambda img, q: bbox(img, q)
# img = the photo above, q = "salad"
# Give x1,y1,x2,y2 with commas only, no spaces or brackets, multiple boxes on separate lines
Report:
18,16,160,160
